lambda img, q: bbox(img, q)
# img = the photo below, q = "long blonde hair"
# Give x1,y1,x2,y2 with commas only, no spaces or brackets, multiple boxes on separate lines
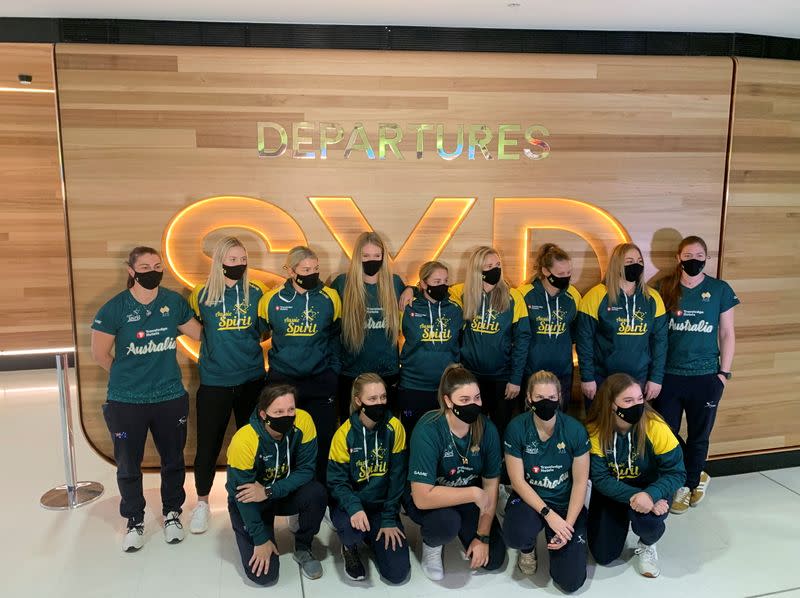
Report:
341,232,400,352
462,246,510,321
603,243,651,306
436,364,484,452
202,237,250,307
586,373,663,458
349,372,387,414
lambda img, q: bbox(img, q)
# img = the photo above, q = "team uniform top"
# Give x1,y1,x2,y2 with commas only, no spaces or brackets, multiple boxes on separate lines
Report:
92,287,194,403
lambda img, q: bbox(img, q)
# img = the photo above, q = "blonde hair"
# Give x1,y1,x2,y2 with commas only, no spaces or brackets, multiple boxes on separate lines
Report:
349,372,387,414
526,370,562,401
418,260,449,290
436,364,484,452
285,246,318,273
604,243,652,306
534,243,571,281
202,236,250,307
585,372,664,458
341,232,400,352
462,246,510,321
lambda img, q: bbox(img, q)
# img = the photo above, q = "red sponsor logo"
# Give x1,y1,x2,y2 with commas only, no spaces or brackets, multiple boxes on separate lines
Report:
449,468,457,476
531,466,541,474
676,310,684,316
136,331,145,339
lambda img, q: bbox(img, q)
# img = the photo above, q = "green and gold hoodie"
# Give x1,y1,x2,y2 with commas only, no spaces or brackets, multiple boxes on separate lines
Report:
449,283,531,385
588,416,685,504
258,279,342,378
327,412,407,527
576,284,667,384
226,409,317,545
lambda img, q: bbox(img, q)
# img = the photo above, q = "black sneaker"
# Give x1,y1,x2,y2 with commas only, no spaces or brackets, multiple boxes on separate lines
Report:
341,545,366,581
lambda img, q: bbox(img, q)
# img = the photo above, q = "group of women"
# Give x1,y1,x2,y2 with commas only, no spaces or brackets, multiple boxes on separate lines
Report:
90,229,737,591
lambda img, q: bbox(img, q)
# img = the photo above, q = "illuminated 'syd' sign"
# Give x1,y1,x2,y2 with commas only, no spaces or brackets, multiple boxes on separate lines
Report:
163,195,629,361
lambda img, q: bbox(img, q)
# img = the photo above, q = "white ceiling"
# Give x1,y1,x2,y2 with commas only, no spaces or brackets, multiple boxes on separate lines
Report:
4,0,800,39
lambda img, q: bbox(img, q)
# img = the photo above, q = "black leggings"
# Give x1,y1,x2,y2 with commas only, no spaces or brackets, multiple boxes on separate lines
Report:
193,377,264,496
474,375,519,442
397,387,439,438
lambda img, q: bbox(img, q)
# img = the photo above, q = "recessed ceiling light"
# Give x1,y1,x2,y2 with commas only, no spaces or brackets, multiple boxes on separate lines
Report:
508,2,520,6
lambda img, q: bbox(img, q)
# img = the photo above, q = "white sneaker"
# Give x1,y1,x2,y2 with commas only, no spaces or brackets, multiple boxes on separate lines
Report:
122,520,144,552
190,502,210,534
421,542,444,581
287,514,300,533
164,511,185,544
634,541,660,578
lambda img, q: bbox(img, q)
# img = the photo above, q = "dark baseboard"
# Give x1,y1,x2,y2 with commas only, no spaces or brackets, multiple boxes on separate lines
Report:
0,18,797,60
0,353,75,372
706,450,800,477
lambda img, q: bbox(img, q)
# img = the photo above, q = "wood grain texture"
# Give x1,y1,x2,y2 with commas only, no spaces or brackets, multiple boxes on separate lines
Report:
0,44,72,352
55,44,731,465
715,58,800,456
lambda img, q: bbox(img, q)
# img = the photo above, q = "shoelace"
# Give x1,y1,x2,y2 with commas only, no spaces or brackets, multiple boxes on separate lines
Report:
165,516,183,529
127,524,144,536
635,544,658,560
423,545,442,564
675,487,691,504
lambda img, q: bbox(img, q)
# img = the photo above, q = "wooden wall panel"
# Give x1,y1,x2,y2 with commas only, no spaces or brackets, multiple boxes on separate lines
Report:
56,45,731,465
715,58,800,455
0,44,72,352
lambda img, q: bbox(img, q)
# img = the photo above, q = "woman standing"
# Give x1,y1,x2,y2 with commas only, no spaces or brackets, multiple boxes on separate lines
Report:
407,364,506,581
654,236,738,513
227,384,327,583
258,246,342,483
586,373,685,578
449,246,530,439
91,246,202,552
577,243,667,409
503,370,590,592
330,232,405,423
397,260,463,436
187,237,268,534
517,244,582,410
327,373,410,584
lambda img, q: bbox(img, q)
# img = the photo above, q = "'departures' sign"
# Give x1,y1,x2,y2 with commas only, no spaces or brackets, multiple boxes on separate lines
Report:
257,122,551,161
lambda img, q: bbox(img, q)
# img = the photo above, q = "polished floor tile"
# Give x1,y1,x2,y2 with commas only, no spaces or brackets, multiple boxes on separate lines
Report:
2,369,799,598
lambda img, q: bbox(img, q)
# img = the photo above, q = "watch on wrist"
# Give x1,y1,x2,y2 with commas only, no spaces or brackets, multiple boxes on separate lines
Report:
718,370,732,380
475,534,491,545
264,486,273,500
539,506,551,517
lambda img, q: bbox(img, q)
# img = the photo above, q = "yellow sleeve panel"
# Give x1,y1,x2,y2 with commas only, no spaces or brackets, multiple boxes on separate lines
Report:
650,289,667,318
509,287,529,323
329,420,352,463
295,409,317,443
448,283,465,303
250,280,268,294
322,286,342,321
646,416,679,455
567,285,582,306
389,416,407,453
227,425,260,470
587,425,605,457
257,286,282,323
516,282,534,298
188,285,203,316
578,284,607,320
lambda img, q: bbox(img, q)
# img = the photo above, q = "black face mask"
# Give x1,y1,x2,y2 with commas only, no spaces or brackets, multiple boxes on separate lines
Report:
482,267,502,286
362,259,383,277
265,414,295,435
614,403,644,425
134,270,163,290
223,264,247,280
546,273,571,290
624,263,644,283
531,399,559,421
451,402,482,425
362,403,387,423
295,272,320,290
681,259,706,277
426,283,449,302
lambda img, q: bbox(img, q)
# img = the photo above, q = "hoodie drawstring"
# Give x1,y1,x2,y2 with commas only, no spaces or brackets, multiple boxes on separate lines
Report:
611,431,633,480
624,292,637,328
304,292,310,328
362,427,379,481
235,283,241,328
545,292,561,338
